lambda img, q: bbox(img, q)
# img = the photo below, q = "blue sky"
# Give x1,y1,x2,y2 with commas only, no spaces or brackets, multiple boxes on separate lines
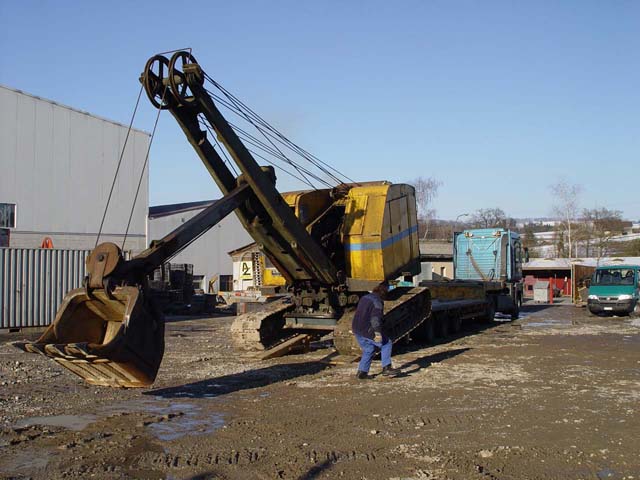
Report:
1,1,638,220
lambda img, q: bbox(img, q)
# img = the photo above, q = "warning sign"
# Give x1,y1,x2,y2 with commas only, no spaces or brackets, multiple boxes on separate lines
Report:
240,261,253,280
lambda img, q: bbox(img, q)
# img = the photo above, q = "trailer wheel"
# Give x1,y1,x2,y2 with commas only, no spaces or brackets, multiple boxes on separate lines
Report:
423,318,436,343
412,316,435,344
482,301,495,324
436,314,450,338
450,311,463,333
510,298,521,320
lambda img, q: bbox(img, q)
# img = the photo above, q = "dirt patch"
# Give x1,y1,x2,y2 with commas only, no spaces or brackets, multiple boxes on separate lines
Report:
1,303,639,479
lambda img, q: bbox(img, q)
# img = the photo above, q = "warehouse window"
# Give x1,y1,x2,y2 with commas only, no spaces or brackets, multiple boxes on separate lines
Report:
0,203,16,229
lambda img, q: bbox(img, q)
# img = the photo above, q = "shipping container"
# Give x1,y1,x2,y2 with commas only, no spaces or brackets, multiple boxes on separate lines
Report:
0,248,90,329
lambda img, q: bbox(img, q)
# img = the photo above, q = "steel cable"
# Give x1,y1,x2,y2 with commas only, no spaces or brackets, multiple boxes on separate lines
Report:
202,74,357,188
206,75,356,185
95,84,144,248
121,88,166,250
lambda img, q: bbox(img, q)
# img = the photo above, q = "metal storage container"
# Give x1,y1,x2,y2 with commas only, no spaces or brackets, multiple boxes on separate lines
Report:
533,281,551,303
1,247,90,329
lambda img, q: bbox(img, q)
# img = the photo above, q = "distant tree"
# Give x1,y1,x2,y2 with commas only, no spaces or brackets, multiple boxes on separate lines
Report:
581,208,626,257
553,223,568,257
616,239,640,257
549,180,582,259
522,223,541,257
570,219,593,257
411,176,442,239
469,208,516,229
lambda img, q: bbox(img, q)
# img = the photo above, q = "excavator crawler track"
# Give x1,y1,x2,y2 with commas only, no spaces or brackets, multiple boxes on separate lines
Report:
229,298,296,351
333,286,431,355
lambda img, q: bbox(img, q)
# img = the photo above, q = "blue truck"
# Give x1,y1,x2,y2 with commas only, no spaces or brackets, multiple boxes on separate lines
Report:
454,228,525,318
415,228,525,342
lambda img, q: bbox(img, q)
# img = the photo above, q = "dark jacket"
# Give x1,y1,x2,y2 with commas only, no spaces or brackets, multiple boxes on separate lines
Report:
351,293,384,339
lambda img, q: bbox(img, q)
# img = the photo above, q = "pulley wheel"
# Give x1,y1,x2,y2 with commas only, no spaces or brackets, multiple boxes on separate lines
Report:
142,55,172,110
168,51,202,105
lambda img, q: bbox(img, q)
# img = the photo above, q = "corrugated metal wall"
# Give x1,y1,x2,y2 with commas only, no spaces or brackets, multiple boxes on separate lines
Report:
0,248,89,329
454,229,505,281
0,85,149,252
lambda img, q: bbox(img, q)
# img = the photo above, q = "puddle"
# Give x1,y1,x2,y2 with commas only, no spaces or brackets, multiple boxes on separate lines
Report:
150,412,225,441
15,413,97,431
0,449,54,474
523,318,572,328
495,311,530,322
597,467,618,479
12,399,226,443
102,398,226,441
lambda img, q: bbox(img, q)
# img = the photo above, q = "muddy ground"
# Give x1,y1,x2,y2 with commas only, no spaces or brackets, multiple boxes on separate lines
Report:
1,302,639,480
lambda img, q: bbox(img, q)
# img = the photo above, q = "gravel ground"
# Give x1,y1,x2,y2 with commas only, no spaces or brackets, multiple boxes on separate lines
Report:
1,302,639,479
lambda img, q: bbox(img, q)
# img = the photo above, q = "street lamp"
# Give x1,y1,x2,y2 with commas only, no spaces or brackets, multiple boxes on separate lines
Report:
452,213,470,240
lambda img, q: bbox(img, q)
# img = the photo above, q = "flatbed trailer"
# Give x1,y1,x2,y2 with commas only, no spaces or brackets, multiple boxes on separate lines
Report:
411,278,518,342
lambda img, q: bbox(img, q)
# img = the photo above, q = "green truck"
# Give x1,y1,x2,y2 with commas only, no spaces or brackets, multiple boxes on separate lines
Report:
587,265,640,316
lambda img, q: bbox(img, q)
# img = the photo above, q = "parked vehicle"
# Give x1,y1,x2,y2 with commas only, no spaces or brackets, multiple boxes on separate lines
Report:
587,265,640,316
453,228,525,319
413,228,526,341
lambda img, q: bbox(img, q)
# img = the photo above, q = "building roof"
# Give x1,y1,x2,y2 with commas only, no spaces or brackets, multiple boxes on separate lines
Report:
419,240,453,257
524,257,640,270
523,258,573,270
227,242,259,257
0,84,151,136
148,200,215,219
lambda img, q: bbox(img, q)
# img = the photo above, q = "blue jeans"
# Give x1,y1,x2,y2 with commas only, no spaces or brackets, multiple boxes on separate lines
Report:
355,334,392,373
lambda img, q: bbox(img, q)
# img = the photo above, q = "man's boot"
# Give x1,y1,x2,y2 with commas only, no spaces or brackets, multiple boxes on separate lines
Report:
356,370,371,380
381,365,401,376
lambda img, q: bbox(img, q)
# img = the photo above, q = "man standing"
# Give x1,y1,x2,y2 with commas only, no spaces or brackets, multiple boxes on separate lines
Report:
352,283,401,379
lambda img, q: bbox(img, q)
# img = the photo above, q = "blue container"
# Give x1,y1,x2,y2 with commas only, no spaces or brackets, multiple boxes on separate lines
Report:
453,228,523,282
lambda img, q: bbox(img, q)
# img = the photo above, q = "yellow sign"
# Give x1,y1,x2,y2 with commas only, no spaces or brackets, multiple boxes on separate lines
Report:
240,261,253,280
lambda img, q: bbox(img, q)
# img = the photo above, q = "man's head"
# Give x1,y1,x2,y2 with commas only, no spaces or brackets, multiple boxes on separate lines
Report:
372,282,389,299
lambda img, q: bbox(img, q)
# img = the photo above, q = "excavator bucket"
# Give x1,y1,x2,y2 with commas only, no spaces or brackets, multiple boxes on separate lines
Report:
13,286,164,388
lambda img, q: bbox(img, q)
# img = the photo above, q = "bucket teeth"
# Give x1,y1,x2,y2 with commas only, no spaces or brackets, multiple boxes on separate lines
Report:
44,344,76,360
11,342,46,356
65,343,99,359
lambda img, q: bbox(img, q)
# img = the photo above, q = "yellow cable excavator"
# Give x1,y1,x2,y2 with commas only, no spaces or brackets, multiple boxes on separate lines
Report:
14,51,431,387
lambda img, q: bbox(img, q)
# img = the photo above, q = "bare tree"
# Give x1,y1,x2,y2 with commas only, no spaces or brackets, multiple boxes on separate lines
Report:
549,180,582,259
582,208,626,258
411,176,442,239
522,222,541,258
469,208,515,229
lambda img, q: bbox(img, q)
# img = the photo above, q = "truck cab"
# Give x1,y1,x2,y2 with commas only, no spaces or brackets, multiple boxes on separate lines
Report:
587,265,640,316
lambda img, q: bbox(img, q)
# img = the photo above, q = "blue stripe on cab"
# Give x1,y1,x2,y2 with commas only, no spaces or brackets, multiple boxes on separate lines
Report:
345,225,418,252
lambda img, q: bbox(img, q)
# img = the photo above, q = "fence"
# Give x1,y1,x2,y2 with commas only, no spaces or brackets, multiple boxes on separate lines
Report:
0,248,90,329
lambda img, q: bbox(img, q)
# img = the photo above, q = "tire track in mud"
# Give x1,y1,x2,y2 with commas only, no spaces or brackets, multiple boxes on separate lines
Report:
391,443,614,480
375,412,482,429
138,448,265,468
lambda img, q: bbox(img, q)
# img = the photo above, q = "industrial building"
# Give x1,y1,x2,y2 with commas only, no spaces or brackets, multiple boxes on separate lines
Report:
1,85,150,329
0,85,149,251
148,200,252,292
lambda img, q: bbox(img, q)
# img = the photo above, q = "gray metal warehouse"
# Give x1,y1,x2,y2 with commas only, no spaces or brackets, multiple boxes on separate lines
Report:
147,200,252,292
0,85,150,329
0,85,149,251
